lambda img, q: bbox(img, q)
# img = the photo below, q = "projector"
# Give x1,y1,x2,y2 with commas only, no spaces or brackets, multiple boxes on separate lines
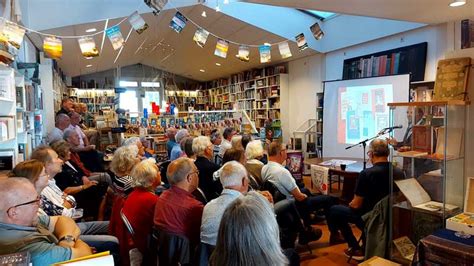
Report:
144,0,168,15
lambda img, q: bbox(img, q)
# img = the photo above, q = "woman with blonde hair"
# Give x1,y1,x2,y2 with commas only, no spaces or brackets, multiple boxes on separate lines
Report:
244,140,265,188
109,145,140,197
119,159,161,265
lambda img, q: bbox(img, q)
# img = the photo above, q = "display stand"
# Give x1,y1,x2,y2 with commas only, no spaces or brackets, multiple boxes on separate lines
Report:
387,100,469,264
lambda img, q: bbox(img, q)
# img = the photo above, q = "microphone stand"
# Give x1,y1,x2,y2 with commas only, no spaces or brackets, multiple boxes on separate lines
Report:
345,128,392,169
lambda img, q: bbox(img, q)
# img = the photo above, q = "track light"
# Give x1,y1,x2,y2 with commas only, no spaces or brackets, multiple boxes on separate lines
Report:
310,22,324,40
201,11,207,17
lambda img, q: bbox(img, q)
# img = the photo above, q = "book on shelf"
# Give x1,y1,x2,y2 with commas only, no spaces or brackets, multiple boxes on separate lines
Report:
433,57,471,101
0,116,15,141
461,19,474,49
395,178,459,213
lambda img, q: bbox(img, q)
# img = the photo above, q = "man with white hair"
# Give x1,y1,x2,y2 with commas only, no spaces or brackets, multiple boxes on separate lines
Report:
170,129,189,161
193,136,222,201
48,113,71,144
67,111,90,149
0,178,92,265
200,161,248,246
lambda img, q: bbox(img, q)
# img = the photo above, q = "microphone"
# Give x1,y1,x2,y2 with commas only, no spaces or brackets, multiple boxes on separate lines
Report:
378,125,403,135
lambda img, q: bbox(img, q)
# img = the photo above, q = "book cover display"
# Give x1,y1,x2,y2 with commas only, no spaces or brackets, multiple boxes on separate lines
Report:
433,57,471,101
128,11,149,34
286,151,304,180
278,41,292,59
43,37,63,59
236,45,250,62
295,33,308,51
78,37,99,57
170,12,187,33
259,45,271,63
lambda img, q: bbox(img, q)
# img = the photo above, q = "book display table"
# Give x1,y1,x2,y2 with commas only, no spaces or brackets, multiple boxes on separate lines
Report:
413,229,474,265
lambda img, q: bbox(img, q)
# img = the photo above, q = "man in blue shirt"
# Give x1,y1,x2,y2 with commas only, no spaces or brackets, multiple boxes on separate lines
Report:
166,127,178,158
0,178,92,265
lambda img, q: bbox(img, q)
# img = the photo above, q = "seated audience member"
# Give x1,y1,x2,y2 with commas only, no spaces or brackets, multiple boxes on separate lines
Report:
262,141,336,233
50,141,108,220
210,129,222,165
210,191,288,266
230,135,243,150
31,147,77,217
182,136,196,159
245,140,266,188
123,137,146,158
170,129,190,161
166,127,178,158
241,133,252,150
153,158,203,246
9,162,118,261
48,113,71,144
68,111,90,149
327,139,404,260
57,98,74,116
214,148,261,190
118,159,161,265
193,136,222,201
64,129,106,173
108,145,140,197
218,127,236,158
0,178,92,265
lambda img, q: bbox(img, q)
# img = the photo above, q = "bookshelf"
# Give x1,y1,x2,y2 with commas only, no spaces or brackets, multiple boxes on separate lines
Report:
316,92,324,157
0,65,18,173
342,42,428,82
71,89,116,114
165,90,198,112
198,65,288,135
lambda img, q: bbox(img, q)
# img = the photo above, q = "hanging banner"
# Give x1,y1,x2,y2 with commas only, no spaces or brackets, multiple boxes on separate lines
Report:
278,41,292,59
78,37,99,57
259,45,271,63
236,45,249,62
193,28,209,48
310,22,324,40
214,39,229,58
43,36,63,59
1,21,25,49
128,11,149,34
170,12,187,33
106,25,125,50
295,33,308,51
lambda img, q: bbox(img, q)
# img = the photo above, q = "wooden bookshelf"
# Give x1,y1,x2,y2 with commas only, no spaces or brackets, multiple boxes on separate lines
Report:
72,89,116,113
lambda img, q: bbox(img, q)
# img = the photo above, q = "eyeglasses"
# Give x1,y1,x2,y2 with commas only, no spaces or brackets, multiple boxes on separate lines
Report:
6,196,41,213
187,170,200,178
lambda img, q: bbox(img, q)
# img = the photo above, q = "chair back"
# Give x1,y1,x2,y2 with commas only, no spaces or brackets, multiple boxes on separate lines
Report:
262,180,286,203
159,160,171,184
152,228,191,266
197,242,215,266
120,209,144,266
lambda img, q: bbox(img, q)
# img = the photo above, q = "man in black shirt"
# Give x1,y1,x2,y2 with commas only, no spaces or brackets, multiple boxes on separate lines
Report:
327,138,404,260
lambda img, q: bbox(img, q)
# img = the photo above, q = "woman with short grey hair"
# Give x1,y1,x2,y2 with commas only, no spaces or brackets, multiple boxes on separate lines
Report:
130,158,160,188
210,191,288,266
109,145,139,197
244,140,265,188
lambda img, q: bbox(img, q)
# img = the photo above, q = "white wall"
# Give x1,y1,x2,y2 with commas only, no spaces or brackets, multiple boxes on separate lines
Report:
325,24,448,81
287,53,325,139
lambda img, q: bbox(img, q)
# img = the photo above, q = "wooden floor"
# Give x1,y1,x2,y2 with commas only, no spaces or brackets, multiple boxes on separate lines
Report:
299,175,362,266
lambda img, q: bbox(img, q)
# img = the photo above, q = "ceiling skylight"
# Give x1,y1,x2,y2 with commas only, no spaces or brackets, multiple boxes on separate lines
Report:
301,9,336,20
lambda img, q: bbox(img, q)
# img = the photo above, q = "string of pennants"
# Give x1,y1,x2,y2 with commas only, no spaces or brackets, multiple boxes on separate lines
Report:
0,0,322,63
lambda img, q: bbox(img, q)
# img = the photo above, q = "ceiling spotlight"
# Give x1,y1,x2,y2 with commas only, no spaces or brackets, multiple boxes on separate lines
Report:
263,42,271,46
85,28,96,33
85,57,93,60
223,0,229,4
449,0,466,6
200,69,205,72
310,22,324,40
201,11,207,17
215,5,220,12
86,64,93,68
215,63,221,66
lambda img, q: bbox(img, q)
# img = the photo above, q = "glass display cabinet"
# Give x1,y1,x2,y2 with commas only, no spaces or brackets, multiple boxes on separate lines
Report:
387,100,468,264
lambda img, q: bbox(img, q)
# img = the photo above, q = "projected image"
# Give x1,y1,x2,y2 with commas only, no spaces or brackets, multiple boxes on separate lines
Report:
337,84,393,144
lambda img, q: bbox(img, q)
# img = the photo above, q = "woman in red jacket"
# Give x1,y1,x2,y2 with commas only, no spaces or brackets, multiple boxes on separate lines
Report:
119,158,161,265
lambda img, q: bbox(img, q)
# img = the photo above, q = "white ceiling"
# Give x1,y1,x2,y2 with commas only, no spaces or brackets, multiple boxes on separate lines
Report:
28,5,315,81
244,0,474,24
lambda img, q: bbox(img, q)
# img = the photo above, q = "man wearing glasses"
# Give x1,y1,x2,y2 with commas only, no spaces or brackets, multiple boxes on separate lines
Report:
0,178,92,265
153,157,204,246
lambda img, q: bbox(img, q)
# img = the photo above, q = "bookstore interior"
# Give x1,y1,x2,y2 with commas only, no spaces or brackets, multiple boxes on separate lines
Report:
0,0,474,265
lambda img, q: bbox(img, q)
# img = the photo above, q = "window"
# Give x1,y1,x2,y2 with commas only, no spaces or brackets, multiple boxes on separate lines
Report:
141,81,160,88
300,9,336,20
143,91,160,113
119,90,138,113
119,80,138,87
